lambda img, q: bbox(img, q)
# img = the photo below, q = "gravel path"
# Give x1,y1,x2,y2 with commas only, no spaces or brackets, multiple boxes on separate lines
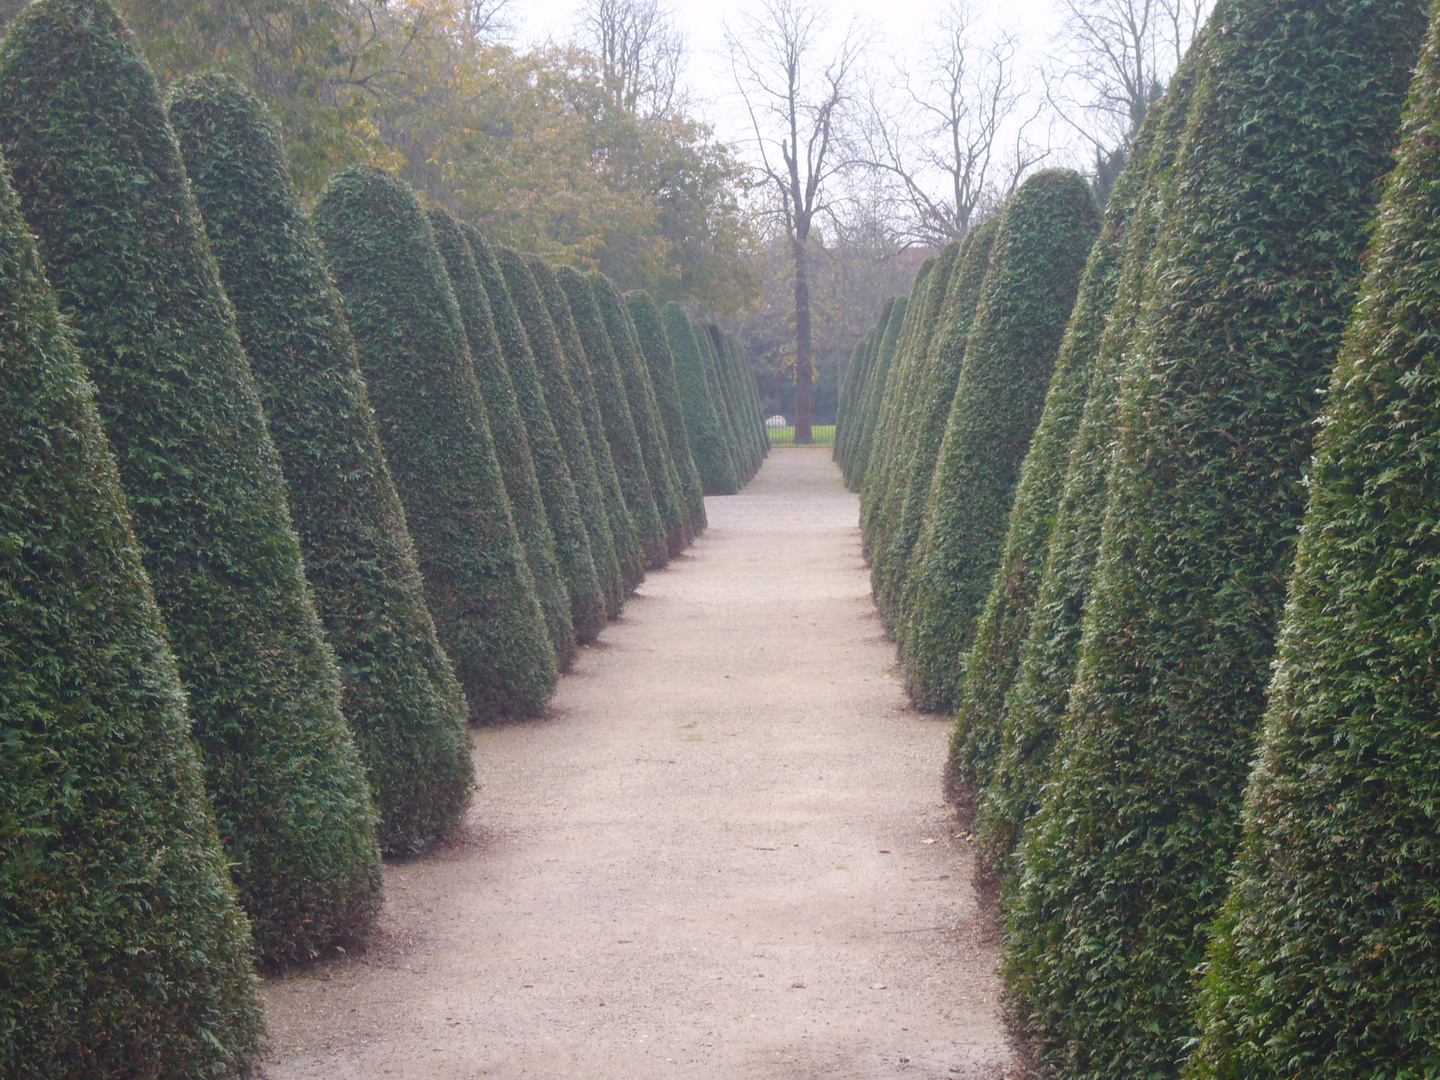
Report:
261,449,1011,1079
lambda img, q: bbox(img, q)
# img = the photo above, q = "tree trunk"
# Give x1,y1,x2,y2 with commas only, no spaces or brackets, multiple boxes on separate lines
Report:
791,232,813,444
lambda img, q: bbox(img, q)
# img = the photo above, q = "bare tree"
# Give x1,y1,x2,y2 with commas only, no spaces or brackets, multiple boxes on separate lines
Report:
728,0,861,444
854,1,1048,247
579,0,688,118
1046,0,1210,200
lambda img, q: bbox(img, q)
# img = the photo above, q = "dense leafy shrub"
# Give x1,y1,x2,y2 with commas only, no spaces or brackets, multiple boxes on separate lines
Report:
902,171,1100,712
529,255,641,605
495,243,608,643
592,272,689,555
837,313,886,480
699,321,747,481
1186,14,1440,1076
1004,4,1427,1075
170,74,472,857
722,329,769,464
429,210,574,671
629,291,707,533
0,0,381,963
314,166,555,723
833,330,873,466
557,266,668,568
977,57,1200,884
883,222,998,634
948,101,1172,838
663,301,739,496
0,160,262,1080
847,291,911,492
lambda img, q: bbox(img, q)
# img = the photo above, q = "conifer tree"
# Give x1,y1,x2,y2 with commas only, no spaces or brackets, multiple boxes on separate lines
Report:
1004,4,1427,1074
1183,11,1440,1077
975,58,1199,881
0,159,262,1080
694,323,741,481
901,170,1100,712
169,73,472,857
314,166,555,723
0,0,381,962
495,243,608,642
663,301,739,496
530,255,641,605
429,210,575,671
847,292,911,492
723,330,769,463
837,313,886,479
557,266,668,568
629,291,707,534
592,272,689,555
883,221,998,634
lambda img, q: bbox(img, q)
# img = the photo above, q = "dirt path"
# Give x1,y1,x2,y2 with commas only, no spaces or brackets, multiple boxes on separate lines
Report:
261,449,1011,1080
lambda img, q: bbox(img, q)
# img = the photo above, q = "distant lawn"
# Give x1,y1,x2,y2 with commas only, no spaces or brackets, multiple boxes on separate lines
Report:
766,423,835,447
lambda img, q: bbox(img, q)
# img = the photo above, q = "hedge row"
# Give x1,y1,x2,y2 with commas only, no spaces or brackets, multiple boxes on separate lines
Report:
0,0,382,965
0,156,262,1080
1003,2,1426,1075
169,73,473,859
900,170,1100,713
665,300,740,495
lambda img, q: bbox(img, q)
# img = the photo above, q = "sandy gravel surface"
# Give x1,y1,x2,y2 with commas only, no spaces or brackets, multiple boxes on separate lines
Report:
261,449,1012,1080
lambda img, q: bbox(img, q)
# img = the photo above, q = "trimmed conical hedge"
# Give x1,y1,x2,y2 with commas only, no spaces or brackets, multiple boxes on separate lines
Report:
834,331,870,464
0,0,381,963
883,221,998,634
630,291,707,534
699,321,746,482
0,158,262,1080
314,166,555,723
495,243,608,643
1186,14,1440,1077
713,325,760,479
666,302,739,495
974,54,1201,884
169,73,472,857
848,291,911,492
1004,3,1427,1075
529,255,641,606
837,314,886,478
429,210,574,672
948,90,1179,840
723,329,769,465
901,170,1100,712
591,272,689,556
557,266,668,569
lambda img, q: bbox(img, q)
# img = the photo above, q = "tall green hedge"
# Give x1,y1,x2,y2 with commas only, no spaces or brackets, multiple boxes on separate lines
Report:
1186,13,1440,1076
169,74,472,857
700,322,748,482
495,243,608,643
723,329,769,463
663,302,739,496
0,0,381,963
976,55,1200,885
529,255,641,607
557,266,668,569
834,330,872,465
847,291,911,492
314,166,555,723
629,291,707,534
837,313,886,479
883,221,998,634
866,242,961,615
0,159,262,1080
1004,4,1427,1075
858,264,933,512
591,272,689,556
901,171,1100,713
948,95,1177,842
429,210,574,671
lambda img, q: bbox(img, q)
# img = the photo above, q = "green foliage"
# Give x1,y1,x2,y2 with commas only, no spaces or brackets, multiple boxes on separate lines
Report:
884,222,998,635
314,165,555,723
529,255,643,605
700,322,747,481
836,312,885,480
429,209,574,672
847,291,912,492
902,171,1100,713
722,329,769,465
591,271,689,556
0,0,381,963
1186,13,1440,1076
169,73,472,857
495,242,609,644
0,158,262,1080
833,330,870,465
557,266,668,569
1003,4,1428,1075
979,56,1201,887
950,96,1176,845
663,301,739,496
629,291,707,534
